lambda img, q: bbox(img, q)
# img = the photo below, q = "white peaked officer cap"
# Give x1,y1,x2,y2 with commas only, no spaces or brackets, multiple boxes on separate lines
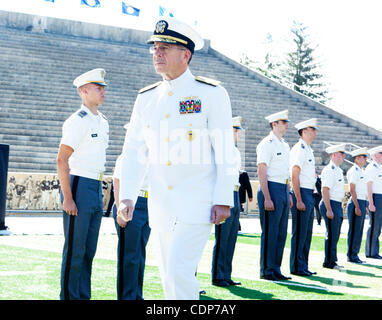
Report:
73,68,107,88
232,116,242,129
349,147,368,157
295,118,318,130
265,109,289,123
147,16,204,53
368,145,382,156
325,143,346,154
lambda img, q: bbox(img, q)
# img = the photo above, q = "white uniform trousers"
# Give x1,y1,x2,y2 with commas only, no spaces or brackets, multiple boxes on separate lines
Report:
152,222,212,300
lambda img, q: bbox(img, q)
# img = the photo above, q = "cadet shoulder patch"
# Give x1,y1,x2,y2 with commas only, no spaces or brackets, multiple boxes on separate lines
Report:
138,81,162,94
78,110,87,118
194,76,221,87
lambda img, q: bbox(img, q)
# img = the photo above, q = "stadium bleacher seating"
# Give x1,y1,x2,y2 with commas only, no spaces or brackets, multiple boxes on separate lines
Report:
1,10,381,179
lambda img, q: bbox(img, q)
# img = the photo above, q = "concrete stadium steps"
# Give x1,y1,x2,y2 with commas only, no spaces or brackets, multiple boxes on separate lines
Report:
0,20,381,179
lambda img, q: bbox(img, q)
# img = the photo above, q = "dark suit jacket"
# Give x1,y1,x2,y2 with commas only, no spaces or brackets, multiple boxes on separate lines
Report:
239,171,253,204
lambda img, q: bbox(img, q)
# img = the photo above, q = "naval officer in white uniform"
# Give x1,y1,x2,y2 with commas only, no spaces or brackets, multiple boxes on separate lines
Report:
57,68,109,300
117,17,236,300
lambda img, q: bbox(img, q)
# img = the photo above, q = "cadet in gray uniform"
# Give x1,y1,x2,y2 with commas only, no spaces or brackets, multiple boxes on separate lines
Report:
320,144,346,269
57,68,109,300
211,116,243,287
365,145,382,259
289,118,318,276
112,123,151,300
256,110,292,281
346,147,368,263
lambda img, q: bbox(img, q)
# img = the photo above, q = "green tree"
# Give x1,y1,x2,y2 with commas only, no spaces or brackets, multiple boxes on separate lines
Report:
284,21,330,104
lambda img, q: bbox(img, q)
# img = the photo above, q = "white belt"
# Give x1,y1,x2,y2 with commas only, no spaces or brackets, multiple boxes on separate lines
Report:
138,190,148,198
70,169,104,181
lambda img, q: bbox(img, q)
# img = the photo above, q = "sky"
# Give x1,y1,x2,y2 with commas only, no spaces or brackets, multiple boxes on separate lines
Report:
1,0,382,132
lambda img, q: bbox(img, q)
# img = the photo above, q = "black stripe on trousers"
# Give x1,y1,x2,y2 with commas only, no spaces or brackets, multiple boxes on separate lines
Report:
327,219,332,264
212,225,222,281
349,208,356,257
63,175,79,300
117,226,125,300
294,210,301,271
263,210,269,273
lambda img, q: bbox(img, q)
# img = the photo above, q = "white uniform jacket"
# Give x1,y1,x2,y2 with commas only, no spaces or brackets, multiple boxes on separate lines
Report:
60,104,109,179
256,131,290,184
320,160,345,202
365,160,382,195
289,138,316,190
119,68,236,230
346,164,367,201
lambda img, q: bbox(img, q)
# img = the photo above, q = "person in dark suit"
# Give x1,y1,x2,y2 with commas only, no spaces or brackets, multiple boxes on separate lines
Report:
239,171,253,212
313,176,322,225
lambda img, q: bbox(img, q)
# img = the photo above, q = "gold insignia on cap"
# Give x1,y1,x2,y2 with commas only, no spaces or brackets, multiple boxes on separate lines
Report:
156,20,167,33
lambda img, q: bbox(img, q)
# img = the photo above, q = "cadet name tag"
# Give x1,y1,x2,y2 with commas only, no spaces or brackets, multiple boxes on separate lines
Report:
179,96,201,114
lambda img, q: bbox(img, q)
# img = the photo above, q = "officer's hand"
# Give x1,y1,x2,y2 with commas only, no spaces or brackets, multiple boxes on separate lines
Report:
116,215,127,228
297,200,306,211
249,198,253,202
326,210,334,220
63,198,78,216
211,205,230,225
117,199,134,223
369,204,376,213
264,198,274,211
355,207,362,216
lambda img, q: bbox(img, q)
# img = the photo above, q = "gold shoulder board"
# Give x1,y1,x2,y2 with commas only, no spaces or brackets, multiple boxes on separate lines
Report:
194,76,221,87
138,81,162,94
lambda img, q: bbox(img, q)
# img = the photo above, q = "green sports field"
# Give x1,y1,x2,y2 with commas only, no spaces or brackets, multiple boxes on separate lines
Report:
1,232,381,300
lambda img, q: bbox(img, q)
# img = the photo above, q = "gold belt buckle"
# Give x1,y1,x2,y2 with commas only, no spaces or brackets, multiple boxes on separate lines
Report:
99,172,103,181
286,179,289,185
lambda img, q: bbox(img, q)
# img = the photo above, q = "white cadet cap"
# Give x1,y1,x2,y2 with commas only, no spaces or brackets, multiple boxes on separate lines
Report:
147,17,204,53
368,145,382,156
265,109,289,123
350,147,368,157
73,68,107,88
295,118,318,131
232,116,242,129
325,143,346,154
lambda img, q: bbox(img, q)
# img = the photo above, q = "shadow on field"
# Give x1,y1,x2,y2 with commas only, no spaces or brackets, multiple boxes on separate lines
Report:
343,268,382,278
304,275,368,289
274,280,344,296
200,286,276,300
361,263,382,271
